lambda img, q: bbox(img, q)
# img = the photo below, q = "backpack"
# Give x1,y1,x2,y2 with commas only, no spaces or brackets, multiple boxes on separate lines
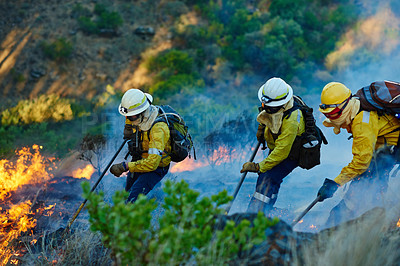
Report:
283,95,328,169
354,81,400,117
151,105,195,162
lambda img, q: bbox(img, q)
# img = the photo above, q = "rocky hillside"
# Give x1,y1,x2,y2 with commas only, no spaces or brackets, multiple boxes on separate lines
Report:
0,0,177,104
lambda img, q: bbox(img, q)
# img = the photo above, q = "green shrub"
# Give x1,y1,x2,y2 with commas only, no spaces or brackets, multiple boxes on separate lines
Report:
77,4,123,35
97,12,123,31
170,0,357,83
0,122,76,158
10,68,26,83
23,122,79,156
1,94,74,126
0,126,17,157
78,16,99,34
146,49,205,98
149,74,204,98
83,179,278,265
41,38,73,61
147,49,194,74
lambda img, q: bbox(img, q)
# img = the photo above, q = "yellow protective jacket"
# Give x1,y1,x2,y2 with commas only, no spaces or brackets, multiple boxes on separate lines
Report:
334,111,400,185
125,118,172,172
259,109,305,173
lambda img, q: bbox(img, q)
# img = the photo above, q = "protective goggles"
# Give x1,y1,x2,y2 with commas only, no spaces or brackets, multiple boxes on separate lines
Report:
262,103,284,114
127,112,143,122
319,97,350,120
261,93,288,104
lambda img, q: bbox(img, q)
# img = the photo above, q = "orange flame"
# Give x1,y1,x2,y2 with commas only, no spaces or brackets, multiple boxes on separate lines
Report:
0,145,55,264
0,145,54,200
209,146,242,166
0,201,36,263
170,158,207,173
43,204,56,217
72,164,95,179
171,145,249,173
397,218,400,227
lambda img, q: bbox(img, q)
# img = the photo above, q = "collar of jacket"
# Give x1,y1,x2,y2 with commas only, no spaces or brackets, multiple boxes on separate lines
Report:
257,97,294,134
138,105,158,131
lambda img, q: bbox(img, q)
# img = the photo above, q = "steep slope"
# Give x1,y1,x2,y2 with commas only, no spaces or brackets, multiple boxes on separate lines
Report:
0,0,175,103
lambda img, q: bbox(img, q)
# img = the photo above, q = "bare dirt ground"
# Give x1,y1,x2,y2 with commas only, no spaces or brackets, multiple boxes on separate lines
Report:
0,0,175,105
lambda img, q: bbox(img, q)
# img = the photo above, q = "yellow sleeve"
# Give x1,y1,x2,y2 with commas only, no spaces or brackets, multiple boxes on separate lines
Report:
128,123,170,172
258,110,301,173
334,111,378,186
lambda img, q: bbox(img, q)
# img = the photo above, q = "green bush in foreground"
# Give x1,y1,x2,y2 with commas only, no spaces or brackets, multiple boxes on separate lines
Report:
83,180,278,265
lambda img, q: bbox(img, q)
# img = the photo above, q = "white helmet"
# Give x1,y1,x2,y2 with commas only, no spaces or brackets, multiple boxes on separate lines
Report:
118,89,153,116
257,77,293,107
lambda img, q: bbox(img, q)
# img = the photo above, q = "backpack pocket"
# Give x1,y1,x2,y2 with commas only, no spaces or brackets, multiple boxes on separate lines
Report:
170,129,192,162
289,134,322,170
298,140,321,169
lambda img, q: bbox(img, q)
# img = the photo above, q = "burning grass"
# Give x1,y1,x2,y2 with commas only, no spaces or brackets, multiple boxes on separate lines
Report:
0,145,94,265
0,145,54,199
0,145,55,264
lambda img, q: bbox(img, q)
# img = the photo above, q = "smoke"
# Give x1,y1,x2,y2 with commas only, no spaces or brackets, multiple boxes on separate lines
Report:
94,73,400,234
82,0,400,234
335,47,400,91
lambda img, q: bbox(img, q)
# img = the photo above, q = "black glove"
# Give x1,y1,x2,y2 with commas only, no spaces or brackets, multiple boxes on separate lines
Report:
123,124,134,140
256,124,267,150
317,178,340,202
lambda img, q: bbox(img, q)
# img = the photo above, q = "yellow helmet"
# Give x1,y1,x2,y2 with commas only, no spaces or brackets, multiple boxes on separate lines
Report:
319,82,351,113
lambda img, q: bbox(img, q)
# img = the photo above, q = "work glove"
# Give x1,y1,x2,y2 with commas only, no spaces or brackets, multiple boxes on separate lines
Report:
240,162,260,173
123,124,134,140
110,162,128,177
256,124,267,150
317,178,340,202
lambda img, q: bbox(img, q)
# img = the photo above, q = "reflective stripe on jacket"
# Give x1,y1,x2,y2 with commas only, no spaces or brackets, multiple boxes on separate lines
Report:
125,118,171,172
258,109,305,173
334,111,400,185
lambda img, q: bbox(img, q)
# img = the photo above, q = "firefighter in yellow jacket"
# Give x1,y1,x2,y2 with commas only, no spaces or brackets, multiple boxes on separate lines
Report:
240,77,306,213
318,82,400,225
110,89,171,203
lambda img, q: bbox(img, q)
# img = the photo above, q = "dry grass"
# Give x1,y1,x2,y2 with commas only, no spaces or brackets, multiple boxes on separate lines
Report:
22,228,112,266
292,205,400,266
